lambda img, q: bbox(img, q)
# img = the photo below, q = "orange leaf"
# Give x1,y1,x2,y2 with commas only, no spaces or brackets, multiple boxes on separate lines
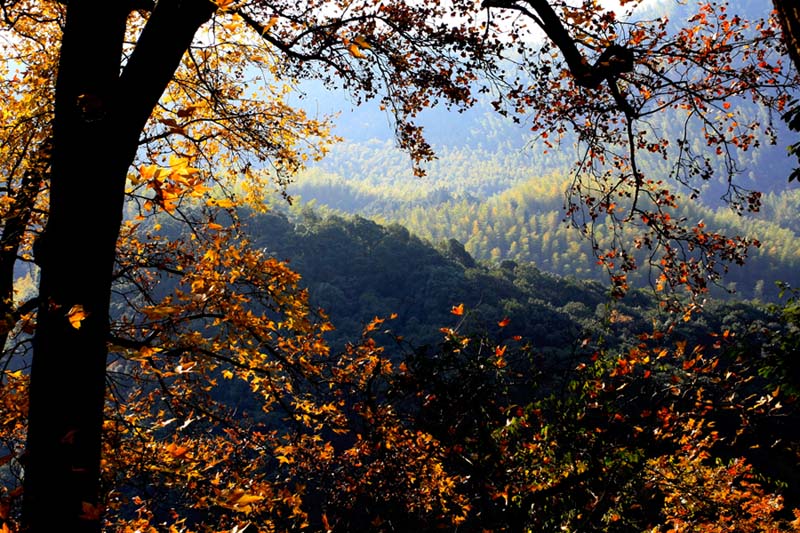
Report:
348,43,367,59
353,35,372,49
67,305,88,329
498,317,510,328
166,442,189,459
450,303,464,316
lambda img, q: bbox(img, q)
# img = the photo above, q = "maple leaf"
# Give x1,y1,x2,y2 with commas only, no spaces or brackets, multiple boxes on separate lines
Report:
450,303,464,316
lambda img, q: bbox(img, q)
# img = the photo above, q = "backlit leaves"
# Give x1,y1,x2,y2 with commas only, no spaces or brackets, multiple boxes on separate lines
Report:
482,0,796,305
0,0,796,531
66,305,88,330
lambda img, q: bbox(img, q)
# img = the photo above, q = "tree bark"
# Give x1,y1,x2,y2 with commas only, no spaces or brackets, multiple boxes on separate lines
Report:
22,1,215,531
775,0,800,75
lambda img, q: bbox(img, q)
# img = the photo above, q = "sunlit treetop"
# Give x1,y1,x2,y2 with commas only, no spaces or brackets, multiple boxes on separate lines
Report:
474,0,796,305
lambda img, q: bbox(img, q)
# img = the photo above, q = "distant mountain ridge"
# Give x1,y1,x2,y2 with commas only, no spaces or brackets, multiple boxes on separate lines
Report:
242,208,777,352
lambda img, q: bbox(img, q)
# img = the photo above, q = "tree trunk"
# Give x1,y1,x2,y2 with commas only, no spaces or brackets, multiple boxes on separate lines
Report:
22,1,215,531
775,0,800,75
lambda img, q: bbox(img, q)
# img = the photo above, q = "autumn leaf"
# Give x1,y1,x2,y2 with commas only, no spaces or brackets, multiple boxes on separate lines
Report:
214,0,235,11
206,198,236,209
498,317,510,328
67,304,88,329
165,442,189,459
176,104,200,118
167,154,201,180
348,43,367,59
450,303,464,316
261,15,279,35
353,35,372,50
225,491,264,514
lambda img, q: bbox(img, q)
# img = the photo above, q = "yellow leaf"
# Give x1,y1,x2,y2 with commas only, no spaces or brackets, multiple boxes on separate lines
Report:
139,164,167,182
67,305,88,329
168,154,200,178
231,492,264,510
207,198,235,209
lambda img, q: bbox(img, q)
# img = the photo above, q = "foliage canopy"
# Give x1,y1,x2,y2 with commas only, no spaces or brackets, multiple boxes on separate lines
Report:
0,0,796,531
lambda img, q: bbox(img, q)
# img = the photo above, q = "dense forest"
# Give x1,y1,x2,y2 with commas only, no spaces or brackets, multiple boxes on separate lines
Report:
286,83,800,301
1,0,800,532
240,208,780,349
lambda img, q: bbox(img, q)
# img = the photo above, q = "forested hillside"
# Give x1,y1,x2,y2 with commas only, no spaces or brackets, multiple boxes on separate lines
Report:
274,0,800,303
288,145,800,300
244,208,782,349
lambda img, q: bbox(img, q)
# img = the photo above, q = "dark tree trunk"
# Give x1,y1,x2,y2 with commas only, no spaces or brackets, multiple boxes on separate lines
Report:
775,0,800,75
22,1,215,531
